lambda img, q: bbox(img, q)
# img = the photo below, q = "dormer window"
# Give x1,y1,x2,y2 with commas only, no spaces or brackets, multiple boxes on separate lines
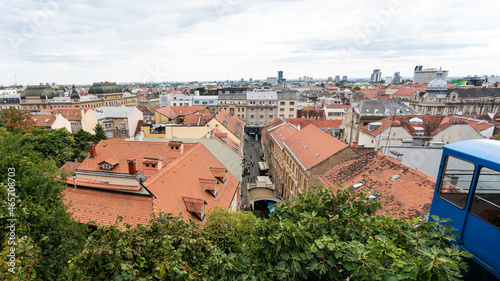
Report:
98,157,119,170
182,197,206,221
200,178,218,198
210,167,226,184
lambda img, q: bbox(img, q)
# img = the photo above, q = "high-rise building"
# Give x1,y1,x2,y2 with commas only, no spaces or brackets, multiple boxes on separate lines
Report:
327,77,333,82
278,71,283,84
342,76,348,82
413,66,449,84
335,76,341,83
370,69,382,82
393,72,401,84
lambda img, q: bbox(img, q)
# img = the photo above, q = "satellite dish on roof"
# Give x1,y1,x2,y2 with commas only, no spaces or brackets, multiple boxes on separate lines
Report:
135,173,147,184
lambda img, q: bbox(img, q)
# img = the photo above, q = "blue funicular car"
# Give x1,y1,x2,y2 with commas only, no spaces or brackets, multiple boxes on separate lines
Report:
429,139,500,280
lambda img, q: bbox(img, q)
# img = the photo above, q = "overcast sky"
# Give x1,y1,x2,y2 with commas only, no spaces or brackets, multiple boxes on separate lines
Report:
1,0,499,85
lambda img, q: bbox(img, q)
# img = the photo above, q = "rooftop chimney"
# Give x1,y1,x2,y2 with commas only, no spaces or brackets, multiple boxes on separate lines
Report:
325,128,331,135
351,141,357,148
127,159,136,175
89,142,96,157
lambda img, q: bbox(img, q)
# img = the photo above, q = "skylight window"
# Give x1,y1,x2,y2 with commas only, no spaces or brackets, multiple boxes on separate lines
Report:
369,193,381,200
44,119,50,124
296,137,300,141
391,174,401,181
304,145,309,149
314,153,320,157
352,181,365,189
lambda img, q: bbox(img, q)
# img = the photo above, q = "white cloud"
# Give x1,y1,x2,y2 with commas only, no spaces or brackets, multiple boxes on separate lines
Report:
1,0,499,85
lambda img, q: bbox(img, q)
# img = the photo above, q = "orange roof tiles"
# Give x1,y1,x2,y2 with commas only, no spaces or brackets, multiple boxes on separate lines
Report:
183,197,204,213
31,114,56,127
60,161,81,174
145,143,239,222
296,109,326,119
184,114,213,125
285,118,343,129
283,125,349,170
51,108,86,120
320,152,436,219
215,109,245,141
359,115,493,137
392,88,425,97
76,140,197,177
64,188,153,226
268,123,299,149
156,106,208,119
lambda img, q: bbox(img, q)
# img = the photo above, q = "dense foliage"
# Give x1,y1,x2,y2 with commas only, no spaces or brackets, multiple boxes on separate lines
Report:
68,187,471,281
0,127,90,280
223,187,471,280
68,214,224,281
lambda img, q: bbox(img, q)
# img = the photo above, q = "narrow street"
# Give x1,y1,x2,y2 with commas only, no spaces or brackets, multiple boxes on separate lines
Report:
240,138,263,207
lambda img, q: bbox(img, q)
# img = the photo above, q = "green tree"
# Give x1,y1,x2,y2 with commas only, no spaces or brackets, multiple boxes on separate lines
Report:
18,127,75,166
205,207,258,254
73,129,94,162
93,123,107,142
68,213,224,281
0,128,89,280
495,81,499,88
353,86,361,91
223,187,471,281
0,107,34,131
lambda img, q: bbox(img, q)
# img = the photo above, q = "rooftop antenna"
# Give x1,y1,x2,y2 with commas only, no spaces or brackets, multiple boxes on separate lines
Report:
135,173,156,199
14,74,17,88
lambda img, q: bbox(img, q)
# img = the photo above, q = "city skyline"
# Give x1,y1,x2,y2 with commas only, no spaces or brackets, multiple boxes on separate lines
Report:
1,0,499,85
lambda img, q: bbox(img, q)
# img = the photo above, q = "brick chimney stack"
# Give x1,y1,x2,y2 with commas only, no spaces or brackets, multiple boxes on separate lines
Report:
127,159,136,175
89,142,96,157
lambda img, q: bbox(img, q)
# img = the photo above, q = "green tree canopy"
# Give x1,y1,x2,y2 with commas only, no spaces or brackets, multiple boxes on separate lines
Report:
223,187,471,281
93,123,107,142
0,127,89,280
67,186,471,280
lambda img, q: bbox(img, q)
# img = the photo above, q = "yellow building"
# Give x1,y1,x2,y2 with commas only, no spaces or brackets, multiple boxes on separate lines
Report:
217,92,247,122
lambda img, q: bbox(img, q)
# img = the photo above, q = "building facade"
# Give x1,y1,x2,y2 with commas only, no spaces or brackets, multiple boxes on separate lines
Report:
277,91,297,119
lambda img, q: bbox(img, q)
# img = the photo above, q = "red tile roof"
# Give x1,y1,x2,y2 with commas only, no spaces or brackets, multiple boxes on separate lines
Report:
391,88,425,97
268,123,299,149
296,109,326,119
182,197,205,215
145,143,239,222
60,162,81,174
184,114,213,126
285,118,343,129
283,125,349,170
156,106,208,119
51,108,86,120
215,109,245,141
203,128,243,156
31,113,56,127
359,115,493,137
76,140,197,179
320,152,436,219
135,105,156,116
64,188,153,226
